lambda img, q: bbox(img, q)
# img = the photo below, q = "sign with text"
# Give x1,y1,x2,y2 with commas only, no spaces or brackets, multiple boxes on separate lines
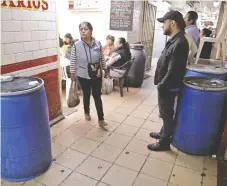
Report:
109,0,134,31
1,0,49,11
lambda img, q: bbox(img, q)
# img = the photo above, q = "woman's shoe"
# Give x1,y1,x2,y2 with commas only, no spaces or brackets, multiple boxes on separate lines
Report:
99,120,108,127
85,114,91,121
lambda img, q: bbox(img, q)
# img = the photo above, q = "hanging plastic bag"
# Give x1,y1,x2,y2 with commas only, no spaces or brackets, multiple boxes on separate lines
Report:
102,77,113,95
67,81,80,108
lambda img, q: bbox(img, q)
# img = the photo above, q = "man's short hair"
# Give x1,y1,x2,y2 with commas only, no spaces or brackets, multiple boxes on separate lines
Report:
186,11,198,25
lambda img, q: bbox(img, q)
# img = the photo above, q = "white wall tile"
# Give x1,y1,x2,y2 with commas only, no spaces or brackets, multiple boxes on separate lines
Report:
1,54,16,65
52,22,57,31
45,12,56,21
1,9,12,21
22,21,39,31
33,49,48,59
32,31,47,41
1,32,15,43
52,39,58,48
12,10,31,20
30,11,46,21
2,21,22,32
15,52,33,62
24,41,40,51
0,46,2,56
48,47,58,56
46,31,57,39
40,40,54,49
1,44,4,56
4,43,24,55
14,32,32,42
38,21,55,31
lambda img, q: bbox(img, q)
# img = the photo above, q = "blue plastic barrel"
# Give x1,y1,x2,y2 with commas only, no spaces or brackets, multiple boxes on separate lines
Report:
173,76,227,155
1,76,52,182
185,64,227,80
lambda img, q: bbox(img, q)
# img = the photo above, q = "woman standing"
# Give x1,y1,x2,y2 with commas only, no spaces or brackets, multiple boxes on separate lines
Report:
64,33,78,60
62,33,78,78
70,22,108,127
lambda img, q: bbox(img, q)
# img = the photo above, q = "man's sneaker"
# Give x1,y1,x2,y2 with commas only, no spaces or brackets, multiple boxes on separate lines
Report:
147,142,171,151
149,132,161,139
85,114,91,121
99,120,108,127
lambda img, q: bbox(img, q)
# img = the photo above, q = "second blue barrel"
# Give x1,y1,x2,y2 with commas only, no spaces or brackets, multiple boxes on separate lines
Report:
127,44,146,87
185,64,227,81
173,76,227,155
1,76,52,182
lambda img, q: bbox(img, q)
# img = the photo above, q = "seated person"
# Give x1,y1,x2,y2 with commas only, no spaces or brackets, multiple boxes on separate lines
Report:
200,28,212,59
63,33,78,78
106,37,131,78
103,35,115,61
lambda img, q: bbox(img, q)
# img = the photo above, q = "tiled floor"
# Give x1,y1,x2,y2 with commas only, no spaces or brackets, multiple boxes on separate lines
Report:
2,68,217,186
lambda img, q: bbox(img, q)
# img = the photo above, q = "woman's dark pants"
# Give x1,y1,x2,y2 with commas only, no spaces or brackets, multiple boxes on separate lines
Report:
78,77,104,121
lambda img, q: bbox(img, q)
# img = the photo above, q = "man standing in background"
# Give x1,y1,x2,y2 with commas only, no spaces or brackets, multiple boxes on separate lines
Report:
148,11,189,151
184,11,200,47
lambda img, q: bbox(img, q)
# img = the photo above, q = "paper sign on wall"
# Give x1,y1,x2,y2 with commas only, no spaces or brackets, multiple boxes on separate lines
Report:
69,0,102,10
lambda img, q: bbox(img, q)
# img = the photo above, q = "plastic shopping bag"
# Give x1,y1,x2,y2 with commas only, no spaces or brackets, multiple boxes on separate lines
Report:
67,81,80,108
102,77,113,95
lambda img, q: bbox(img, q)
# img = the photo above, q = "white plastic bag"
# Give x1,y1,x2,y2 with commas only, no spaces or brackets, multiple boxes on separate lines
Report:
67,81,80,108
102,77,113,95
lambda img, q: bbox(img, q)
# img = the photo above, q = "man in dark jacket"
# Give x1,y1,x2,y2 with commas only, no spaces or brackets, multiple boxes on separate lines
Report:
148,11,189,151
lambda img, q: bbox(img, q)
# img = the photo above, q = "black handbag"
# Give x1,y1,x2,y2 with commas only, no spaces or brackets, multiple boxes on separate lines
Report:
83,43,102,80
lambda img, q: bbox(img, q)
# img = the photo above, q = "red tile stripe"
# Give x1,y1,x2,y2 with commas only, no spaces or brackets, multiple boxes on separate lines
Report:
1,55,58,74
33,69,62,121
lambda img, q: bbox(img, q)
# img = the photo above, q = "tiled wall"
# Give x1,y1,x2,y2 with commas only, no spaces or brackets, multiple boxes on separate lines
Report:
1,0,62,122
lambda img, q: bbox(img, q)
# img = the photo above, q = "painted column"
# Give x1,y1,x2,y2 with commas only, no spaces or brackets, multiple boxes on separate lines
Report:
1,0,62,123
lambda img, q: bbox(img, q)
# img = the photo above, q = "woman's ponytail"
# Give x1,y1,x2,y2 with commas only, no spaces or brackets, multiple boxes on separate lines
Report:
125,42,131,59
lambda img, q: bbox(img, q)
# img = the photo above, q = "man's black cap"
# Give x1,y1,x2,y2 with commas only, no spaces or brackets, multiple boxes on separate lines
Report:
157,10,186,30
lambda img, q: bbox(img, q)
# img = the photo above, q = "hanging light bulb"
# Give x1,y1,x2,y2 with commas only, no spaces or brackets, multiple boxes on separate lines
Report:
213,1,220,8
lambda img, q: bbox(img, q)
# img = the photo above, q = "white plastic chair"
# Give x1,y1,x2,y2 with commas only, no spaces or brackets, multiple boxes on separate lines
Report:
60,56,71,100
195,17,227,66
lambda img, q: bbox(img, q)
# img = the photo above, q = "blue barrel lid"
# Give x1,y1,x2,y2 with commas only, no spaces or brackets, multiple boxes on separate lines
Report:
184,76,227,91
0,76,44,96
187,64,227,75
